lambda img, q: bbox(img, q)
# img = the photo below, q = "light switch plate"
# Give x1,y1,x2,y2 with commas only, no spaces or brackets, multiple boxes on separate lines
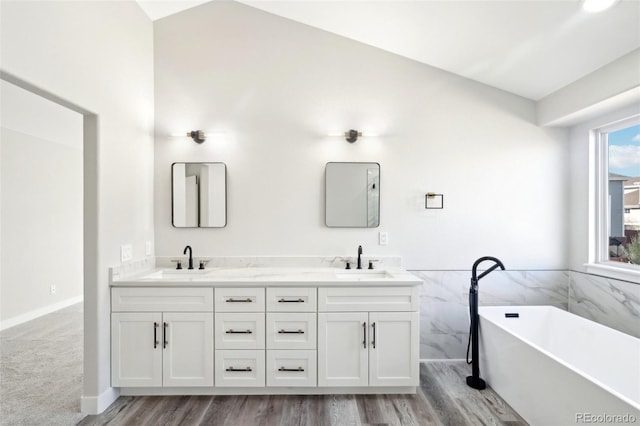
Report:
379,231,388,245
145,241,152,256
121,244,133,262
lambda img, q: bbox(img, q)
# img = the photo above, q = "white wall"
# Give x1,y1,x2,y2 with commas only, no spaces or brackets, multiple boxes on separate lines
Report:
154,1,568,270
1,0,154,413
0,80,83,328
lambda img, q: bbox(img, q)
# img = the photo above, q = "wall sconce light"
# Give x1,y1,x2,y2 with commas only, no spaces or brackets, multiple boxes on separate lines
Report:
345,129,362,143
188,130,206,144
425,193,444,209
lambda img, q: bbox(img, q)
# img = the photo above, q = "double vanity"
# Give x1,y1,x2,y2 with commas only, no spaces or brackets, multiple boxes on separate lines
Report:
110,257,421,396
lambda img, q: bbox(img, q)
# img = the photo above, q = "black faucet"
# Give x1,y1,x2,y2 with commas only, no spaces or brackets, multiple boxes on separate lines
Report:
471,256,505,284
466,256,505,390
183,245,194,270
357,245,363,270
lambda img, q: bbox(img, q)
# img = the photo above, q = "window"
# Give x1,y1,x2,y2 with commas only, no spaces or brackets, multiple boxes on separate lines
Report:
589,116,640,281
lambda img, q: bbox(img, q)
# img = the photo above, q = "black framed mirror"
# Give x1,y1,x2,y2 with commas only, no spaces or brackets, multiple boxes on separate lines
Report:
171,162,227,228
325,162,380,228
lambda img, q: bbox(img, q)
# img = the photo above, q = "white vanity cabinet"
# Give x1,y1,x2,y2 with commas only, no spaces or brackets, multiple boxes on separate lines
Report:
110,275,421,395
111,288,214,387
317,287,419,387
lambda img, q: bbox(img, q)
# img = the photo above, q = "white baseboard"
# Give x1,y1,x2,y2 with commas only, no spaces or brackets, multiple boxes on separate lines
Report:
81,387,120,415
0,295,83,331
421,358,467,363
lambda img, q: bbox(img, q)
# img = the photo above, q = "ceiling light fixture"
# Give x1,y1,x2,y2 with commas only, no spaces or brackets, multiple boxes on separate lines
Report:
581,0,619,13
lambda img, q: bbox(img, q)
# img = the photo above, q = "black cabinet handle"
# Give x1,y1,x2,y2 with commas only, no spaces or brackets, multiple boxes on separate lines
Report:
226,366,252,372
278,366,304,372
278,298,304,303
153,322,159,349
278,329,304,334
363,322,367,349
225,329,253,334
371,322,376,349
226,298,252,303
163,322,168,349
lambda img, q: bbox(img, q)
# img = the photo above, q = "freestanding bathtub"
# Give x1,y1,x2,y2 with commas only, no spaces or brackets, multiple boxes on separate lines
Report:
479,305,639,426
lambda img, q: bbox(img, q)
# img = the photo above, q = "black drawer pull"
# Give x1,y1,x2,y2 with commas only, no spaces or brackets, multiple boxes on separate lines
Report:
163,322,168,349
225,329,253,334
372,322,376,349
278,329,304,334
226,366,252,372
278,366,304,372
226,298,253,303
363,321,367,349
278,298,304,303
153,322,159,349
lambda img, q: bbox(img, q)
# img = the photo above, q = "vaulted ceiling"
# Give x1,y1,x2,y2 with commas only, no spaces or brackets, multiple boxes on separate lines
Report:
136,0,640,100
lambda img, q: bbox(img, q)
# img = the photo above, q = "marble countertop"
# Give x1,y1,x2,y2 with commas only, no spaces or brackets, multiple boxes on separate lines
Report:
110,266,422,287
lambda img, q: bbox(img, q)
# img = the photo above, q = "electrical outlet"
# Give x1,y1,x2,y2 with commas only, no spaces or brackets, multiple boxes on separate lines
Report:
121,244,133,262
379,231,389,245
50,285,56,295
145,241,152,256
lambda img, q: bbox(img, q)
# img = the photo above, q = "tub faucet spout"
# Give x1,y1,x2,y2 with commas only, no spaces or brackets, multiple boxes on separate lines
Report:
357,245,363,270
472,256,505,283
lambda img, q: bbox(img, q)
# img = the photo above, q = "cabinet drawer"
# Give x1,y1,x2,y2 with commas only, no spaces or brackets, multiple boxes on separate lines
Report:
266,288,317,312
215,288,265,312
266,350,317,387
215,350,265,387
266,313,316,350
318,287,418,312
112,287,213,312
215,313,265,350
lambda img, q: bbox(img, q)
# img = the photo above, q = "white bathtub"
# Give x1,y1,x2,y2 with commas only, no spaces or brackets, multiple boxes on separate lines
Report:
479,306,640,426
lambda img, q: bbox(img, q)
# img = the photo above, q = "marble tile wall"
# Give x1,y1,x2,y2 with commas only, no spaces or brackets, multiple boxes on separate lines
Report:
568,271,640,338
411,270,569,360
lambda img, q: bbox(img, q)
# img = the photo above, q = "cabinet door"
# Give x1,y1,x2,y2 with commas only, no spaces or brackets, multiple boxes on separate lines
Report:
111,312,162,387
368,311,419,386
162,312,214,387
318,312,368,387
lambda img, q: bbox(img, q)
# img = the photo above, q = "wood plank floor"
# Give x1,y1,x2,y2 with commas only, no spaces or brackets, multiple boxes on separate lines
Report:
79,362,527,426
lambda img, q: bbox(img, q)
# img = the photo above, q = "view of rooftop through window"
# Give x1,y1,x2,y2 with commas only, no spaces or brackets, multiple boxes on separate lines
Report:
608,124,640,264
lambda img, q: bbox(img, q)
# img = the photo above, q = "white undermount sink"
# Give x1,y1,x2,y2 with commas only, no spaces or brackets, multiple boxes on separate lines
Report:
334,270,393,279
144,268,215,279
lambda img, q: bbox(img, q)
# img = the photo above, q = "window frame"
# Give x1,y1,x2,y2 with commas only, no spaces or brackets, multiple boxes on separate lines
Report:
586,115,640,283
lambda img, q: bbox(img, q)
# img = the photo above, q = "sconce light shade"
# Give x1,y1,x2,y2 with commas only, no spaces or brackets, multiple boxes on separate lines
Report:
188,130,206,144
345,129,362,143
